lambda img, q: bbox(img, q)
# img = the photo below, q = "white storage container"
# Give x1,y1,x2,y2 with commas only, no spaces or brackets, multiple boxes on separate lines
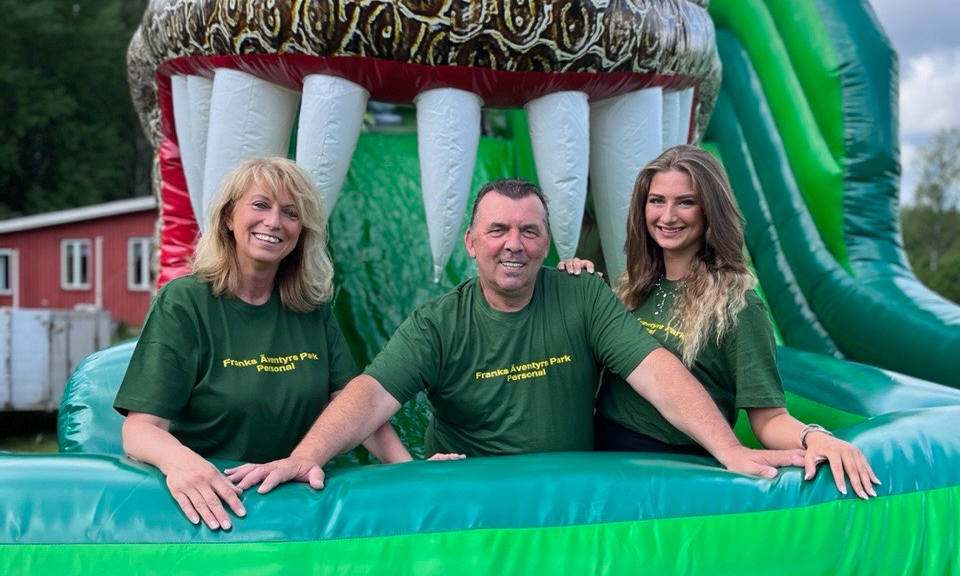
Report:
0,308,111,411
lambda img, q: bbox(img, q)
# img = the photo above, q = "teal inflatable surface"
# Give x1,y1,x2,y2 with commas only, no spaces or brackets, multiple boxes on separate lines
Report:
0,342,955,574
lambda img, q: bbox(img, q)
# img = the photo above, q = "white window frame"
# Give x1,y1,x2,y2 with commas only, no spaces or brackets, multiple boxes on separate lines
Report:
0,249,12,295
127,237,154,291
61,238,91,290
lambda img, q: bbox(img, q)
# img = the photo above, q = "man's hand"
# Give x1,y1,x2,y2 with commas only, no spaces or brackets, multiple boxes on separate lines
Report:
162,453,246,530
804,433,880,499
714,446,805,479
427,453,466,461
225,457,325,494
557,258,598,276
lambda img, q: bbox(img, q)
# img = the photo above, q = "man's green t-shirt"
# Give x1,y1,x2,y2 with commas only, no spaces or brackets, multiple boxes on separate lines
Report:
597,280,785,445
365,268,660,456
114,275,358,463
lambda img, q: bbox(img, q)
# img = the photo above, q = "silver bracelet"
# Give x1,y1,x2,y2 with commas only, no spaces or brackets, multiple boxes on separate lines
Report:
799,423,833,448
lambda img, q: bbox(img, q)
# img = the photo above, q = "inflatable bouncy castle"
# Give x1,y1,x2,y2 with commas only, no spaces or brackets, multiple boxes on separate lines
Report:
3,0,960,573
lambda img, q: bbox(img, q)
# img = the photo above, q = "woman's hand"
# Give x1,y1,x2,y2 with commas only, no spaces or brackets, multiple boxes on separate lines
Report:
162,451,246,530
122,412,246,529
748,408,880,499
803,432,880,499
557,258,598,276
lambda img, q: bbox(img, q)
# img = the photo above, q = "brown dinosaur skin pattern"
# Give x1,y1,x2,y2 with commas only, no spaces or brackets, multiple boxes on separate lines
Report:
128,0,719,147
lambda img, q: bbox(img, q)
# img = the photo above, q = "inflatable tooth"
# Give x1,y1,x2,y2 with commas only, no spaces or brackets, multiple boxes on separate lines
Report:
125,0,720,283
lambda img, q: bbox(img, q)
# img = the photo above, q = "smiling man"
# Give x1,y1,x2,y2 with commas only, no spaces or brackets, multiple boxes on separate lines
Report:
229,178,803,493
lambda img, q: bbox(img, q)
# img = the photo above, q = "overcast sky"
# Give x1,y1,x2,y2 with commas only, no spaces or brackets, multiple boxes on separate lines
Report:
867,0,960,205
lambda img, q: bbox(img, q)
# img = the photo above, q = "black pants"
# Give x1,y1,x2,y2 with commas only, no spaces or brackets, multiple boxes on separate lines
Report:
593,413,711,458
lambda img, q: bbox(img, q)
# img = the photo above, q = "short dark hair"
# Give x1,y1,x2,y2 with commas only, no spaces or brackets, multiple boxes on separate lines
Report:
468,178,550,230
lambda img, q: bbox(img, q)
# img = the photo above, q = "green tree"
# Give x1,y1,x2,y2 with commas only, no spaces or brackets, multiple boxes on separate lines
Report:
0,0,150,218
901,127,960,303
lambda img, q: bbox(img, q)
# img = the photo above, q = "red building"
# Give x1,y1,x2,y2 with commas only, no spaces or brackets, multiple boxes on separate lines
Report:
0,197,159,327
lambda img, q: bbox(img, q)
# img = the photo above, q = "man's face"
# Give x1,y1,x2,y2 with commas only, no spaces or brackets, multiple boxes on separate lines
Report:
464,191,550,310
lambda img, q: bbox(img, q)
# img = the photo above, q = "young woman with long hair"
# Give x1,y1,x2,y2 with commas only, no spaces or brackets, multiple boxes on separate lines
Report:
561,145,879,499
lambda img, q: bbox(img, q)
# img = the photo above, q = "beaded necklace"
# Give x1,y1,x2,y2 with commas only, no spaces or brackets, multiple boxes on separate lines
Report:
652,276,680,317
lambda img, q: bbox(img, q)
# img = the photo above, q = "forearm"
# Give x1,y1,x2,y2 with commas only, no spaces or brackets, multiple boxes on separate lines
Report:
748,408,805,449
361,421,414,464
122,416,202,475
291,375,402,467
625,348,742,458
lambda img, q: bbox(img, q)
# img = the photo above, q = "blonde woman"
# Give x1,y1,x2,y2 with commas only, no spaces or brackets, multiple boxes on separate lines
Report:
115,158,414,530
561,145,880,499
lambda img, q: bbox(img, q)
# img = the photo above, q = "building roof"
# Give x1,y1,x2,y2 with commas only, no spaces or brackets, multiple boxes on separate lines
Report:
0,196,157,234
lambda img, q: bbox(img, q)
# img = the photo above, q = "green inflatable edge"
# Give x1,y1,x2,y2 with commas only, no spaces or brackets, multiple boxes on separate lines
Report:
3,485,957,575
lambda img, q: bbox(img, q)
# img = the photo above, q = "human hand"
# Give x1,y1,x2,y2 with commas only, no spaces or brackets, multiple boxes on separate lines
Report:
556,258,598,276
715,446,805,479
426,453,466,461
162,454,246,530
225,457,325,494
804,433,880,499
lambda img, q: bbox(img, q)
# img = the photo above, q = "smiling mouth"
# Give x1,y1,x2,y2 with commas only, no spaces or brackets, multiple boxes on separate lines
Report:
656,226,686,235
253,233,282,245
501,262,525,270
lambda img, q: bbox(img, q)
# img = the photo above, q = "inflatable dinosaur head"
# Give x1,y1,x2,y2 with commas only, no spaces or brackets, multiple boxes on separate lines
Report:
127,0,720,285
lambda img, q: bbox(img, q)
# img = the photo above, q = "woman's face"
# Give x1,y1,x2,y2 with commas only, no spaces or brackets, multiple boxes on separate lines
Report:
227,185,303,276
644,169,705,262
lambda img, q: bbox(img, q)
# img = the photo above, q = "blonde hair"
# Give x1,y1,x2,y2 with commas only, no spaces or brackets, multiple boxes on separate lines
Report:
192,157,334,312
615,145,755,366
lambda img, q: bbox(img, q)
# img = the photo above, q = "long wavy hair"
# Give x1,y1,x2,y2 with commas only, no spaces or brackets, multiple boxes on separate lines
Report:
192,157,334,312
614,145,755,366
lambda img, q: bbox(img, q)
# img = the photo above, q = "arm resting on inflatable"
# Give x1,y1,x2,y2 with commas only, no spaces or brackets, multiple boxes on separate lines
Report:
329,390,412,464
228,375,402,493
626,349,804,478
748,407,879,499
121,412,245,530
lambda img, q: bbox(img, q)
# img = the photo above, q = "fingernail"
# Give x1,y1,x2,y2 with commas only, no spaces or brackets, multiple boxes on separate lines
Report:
190,516,200,525
765,470,776,479
239,507,247,517
868,487,877,497
222,521,231,530
840,486,847,495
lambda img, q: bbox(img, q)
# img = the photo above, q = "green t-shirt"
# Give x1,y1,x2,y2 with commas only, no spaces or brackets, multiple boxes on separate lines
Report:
597,280,785,445
366,268,660,456
114,274,357,463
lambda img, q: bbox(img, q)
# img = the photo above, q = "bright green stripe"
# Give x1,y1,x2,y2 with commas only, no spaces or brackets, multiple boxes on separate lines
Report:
5,487,956,575
783,392,867,429
710,0,847,269
764,0,844,162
